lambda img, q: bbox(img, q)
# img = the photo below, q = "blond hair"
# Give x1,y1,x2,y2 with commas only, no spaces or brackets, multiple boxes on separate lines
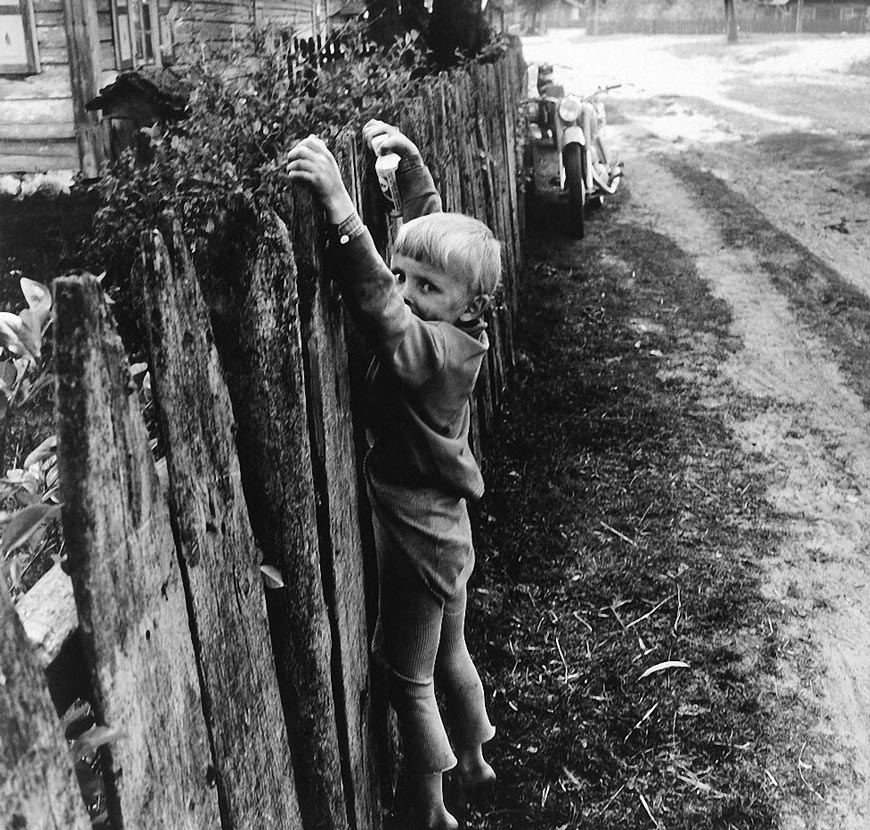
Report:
394,212,502,302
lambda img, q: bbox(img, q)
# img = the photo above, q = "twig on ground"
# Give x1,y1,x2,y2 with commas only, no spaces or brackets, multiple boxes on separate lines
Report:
638,792,660,827
798,741,825,802
600,520,637,546
623,700,660,743
571,609,593,632
601,782,626,813
555,635,569,684
626,593,675,629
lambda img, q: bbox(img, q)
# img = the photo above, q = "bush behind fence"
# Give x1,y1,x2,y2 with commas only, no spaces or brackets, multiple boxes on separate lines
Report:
1,43,527,830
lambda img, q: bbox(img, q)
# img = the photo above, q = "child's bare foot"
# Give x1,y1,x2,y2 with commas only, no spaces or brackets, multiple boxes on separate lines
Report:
406,772,459,830
416,804,459,830
455,745,497,792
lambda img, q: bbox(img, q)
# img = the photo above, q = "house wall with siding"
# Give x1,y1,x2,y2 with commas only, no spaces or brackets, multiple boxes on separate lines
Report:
0,0,79,173
1,0,321,176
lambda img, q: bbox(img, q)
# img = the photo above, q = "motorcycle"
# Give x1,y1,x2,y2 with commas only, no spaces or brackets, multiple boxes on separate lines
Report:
555,84,624,238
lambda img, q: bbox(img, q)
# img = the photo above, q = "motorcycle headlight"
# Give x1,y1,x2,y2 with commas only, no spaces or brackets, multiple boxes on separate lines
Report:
558,96,582,124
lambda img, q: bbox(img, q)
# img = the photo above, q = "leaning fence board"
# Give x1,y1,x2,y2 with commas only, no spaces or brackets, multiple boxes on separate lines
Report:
0,587,89,830
53,273,221,830
139,219,302,830
284,146,382,830
12,41,526,828
204,205,353,830
311,132,382,830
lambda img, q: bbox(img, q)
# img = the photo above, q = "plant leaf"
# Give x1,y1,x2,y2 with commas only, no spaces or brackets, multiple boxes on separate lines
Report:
72,724,128,758
14,308,42,361
260,564,285,589
638,660,690,681
2,503,61,555
20,277,51,314
23,435,57,470
0,359,17,391
0,312,26,356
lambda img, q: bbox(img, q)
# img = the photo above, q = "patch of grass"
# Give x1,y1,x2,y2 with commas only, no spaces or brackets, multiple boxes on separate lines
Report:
465,171,786,828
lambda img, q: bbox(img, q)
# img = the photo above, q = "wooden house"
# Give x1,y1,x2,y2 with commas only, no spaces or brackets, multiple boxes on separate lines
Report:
0,0,336,177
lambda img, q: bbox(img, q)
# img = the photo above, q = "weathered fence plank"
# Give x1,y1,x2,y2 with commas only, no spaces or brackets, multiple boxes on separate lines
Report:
139,220,302,830
203,205,356,830
0,587,89,830
13,41,527,828
283,143,383,830
53,273,221,830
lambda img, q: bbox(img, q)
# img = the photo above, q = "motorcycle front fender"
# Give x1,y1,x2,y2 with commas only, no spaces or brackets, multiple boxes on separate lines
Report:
560,125,586,147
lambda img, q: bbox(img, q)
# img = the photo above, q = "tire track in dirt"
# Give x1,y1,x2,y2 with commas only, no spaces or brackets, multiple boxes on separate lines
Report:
618,152,870,829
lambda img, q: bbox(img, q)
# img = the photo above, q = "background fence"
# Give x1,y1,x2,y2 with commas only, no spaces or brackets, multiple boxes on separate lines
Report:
593,6,868,34
1,42,528,830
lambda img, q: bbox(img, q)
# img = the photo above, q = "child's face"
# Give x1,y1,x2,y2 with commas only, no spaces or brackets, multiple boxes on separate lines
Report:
391,253,478,324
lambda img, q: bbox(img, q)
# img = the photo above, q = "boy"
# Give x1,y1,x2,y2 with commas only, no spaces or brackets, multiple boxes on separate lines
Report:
287,120,499,830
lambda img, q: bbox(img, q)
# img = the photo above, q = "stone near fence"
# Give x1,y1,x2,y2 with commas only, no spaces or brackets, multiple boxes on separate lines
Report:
15,562,77,669
53,273,221,830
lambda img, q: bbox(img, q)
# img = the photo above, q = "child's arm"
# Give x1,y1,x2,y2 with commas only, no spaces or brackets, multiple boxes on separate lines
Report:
287,135,446,385
362,119,443,221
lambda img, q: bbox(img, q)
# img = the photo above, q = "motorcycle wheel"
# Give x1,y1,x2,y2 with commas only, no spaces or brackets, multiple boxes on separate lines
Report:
564,144,585,239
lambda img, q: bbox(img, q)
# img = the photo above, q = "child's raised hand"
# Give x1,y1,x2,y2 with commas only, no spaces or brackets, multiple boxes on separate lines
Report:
362,119,421,162
287,135,355,224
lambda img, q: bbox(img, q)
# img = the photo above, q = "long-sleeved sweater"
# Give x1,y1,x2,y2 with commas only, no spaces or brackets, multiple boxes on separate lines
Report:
328,157,489,502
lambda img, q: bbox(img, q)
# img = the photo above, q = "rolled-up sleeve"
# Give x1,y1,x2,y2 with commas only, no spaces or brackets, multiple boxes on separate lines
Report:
397,158,442,221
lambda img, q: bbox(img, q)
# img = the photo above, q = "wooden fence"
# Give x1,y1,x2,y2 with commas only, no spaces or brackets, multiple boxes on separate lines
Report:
1,42,528,830
593,7,868,34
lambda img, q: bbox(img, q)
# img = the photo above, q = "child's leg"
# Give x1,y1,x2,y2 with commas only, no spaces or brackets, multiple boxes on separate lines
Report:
404,773,458,830
371,517,458,828
435,585,496,789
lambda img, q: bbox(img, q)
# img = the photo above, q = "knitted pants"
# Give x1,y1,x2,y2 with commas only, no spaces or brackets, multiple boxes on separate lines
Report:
371,511,496,774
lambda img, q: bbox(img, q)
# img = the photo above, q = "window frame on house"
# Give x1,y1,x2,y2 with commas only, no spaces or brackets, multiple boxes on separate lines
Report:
0,0,40,76
110,0,174,70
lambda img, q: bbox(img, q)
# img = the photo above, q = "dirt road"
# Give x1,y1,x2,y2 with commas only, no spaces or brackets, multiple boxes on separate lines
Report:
522,31,870,829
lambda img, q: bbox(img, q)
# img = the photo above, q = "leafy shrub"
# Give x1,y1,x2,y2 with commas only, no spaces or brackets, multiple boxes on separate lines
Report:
81,23,427,313
0,278,61,594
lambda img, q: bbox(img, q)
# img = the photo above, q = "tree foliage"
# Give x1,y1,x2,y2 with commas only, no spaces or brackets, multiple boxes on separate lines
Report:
80,23,425,313
364,0,492,66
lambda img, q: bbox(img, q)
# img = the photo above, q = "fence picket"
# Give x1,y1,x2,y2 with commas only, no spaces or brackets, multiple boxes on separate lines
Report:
20,43,527,828
283,135,382,830
53,273,221,830
0,587,89,830
203,205,355,830
139,218,302,830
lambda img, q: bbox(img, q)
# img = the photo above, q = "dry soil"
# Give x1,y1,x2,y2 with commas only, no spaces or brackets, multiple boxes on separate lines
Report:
522,30,870,830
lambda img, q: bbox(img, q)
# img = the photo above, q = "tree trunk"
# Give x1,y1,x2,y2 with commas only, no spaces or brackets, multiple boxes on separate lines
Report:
725,0,738,42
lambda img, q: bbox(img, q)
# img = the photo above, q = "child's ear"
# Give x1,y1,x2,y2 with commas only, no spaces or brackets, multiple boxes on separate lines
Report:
459,293,489,323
